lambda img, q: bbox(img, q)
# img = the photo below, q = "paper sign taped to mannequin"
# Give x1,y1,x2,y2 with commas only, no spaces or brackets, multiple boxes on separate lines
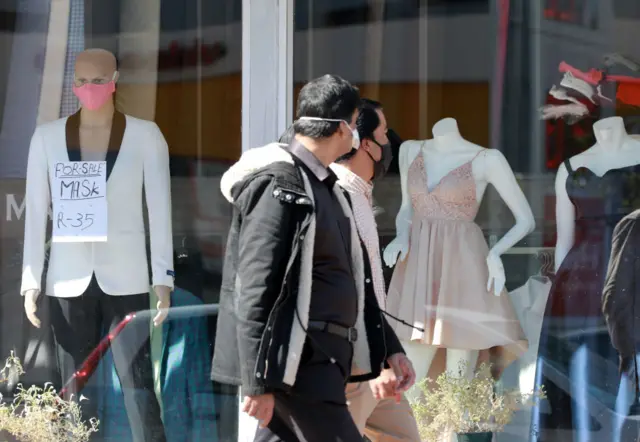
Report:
51,161,108,242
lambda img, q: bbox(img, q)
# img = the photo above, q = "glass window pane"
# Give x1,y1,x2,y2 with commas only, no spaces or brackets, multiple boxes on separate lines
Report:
0,1,241,440
291,1,640,440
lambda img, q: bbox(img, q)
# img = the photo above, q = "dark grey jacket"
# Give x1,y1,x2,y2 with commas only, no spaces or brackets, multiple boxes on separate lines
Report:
211,143,403,396
603,209,640,372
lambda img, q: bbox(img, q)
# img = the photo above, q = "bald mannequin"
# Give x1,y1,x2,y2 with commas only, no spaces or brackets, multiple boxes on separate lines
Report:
24,49,170,327
21,48,172,441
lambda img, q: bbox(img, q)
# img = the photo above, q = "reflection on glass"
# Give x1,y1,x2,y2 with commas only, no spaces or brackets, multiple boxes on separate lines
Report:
0,0,240,440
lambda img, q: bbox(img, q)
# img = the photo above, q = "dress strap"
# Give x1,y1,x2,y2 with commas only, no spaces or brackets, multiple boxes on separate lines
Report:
563,158,575,174
472,149,485,161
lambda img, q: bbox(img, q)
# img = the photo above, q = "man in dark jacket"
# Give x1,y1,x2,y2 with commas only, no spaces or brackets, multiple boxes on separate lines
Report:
211,75,412,442
279,102,419,440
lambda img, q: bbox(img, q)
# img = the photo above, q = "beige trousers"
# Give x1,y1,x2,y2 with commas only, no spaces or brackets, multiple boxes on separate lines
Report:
346,381,421,442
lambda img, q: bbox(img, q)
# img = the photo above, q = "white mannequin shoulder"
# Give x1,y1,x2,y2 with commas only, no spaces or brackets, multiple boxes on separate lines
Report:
397,140,423,172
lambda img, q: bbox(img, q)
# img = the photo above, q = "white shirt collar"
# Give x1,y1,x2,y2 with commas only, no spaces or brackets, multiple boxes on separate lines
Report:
330,163,373,199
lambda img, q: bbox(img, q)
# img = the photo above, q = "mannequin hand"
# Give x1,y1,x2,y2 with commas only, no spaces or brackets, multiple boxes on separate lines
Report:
486,252,506,297
24,289,41,328
383,234,409,268
153,285,171,327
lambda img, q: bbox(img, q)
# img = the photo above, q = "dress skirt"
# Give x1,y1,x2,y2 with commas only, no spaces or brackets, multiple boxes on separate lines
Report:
386,217,527,368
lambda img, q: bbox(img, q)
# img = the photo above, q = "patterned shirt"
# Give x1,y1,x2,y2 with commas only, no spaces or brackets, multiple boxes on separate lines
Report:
331,163,386,309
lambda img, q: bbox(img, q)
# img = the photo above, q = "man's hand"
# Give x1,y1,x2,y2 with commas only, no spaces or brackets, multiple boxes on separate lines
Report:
242,393,275,429
387,353,416,394
369,368,400,401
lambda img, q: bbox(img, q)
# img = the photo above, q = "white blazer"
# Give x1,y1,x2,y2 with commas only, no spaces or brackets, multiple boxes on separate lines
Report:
21,111,174,298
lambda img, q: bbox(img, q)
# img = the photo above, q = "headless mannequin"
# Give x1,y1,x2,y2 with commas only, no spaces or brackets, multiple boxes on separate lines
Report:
383,118,535,400
23,49,170,328
554,116,640,270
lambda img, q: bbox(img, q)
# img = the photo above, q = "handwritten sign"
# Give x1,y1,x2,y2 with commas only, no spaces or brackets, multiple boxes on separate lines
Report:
52,161,108,242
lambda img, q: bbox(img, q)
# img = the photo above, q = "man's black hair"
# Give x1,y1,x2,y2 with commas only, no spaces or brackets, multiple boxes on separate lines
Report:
336,98,382,163
279,125,295,144
292,74,361,139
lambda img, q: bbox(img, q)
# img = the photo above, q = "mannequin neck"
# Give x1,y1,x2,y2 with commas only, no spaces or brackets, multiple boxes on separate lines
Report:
79,100,115,128
432,117,464,146
593,117,628,150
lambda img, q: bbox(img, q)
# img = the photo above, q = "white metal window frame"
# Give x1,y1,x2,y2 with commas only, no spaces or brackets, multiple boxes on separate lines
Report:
236,3,294,441
241,0,293,154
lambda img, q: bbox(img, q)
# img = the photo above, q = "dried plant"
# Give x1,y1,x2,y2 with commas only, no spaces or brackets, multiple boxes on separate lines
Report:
0,352,99,442
410,362,545,441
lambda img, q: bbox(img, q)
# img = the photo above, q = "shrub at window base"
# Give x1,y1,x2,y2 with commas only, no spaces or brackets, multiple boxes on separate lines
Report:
0,352,99,442
409,362,545,442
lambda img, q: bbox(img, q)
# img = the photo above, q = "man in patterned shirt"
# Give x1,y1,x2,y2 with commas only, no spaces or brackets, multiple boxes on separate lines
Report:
333,99,420,442
280,99,421,441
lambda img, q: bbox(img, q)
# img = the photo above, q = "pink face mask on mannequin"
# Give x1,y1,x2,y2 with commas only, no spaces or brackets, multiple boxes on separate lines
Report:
72,72,117,110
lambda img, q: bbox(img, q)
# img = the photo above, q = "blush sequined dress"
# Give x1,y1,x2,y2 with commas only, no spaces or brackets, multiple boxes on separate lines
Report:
386,148,526,362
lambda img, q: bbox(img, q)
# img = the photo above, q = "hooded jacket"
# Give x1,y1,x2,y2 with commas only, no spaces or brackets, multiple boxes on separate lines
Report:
211,143,374,395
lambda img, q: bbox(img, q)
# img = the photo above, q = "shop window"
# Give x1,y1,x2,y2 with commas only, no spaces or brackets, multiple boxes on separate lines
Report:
0,0,241,440
292,1,640,441
295,0,488,30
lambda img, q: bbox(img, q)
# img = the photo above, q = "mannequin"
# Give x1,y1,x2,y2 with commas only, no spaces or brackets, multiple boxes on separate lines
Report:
532,116,640,441
20,48,172,441
554,117,640,269
383,117,533,401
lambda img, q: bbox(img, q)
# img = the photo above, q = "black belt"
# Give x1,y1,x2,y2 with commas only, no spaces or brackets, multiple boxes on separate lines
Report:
308,320,358,343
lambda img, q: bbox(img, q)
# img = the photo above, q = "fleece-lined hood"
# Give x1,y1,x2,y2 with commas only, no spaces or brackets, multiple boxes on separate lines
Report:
220,143,293,203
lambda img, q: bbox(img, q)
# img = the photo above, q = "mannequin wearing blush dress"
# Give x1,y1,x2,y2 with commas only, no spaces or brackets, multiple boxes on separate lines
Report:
386,148,526,366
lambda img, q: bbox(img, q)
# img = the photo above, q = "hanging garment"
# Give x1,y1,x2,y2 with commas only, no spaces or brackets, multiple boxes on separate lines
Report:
505,276,553,394
386,149,526,370
92,287,218,442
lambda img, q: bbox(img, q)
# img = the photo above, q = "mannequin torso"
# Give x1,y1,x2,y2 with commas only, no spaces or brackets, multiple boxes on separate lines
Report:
554,116,640,270
384,118,535,296
79,122,110,161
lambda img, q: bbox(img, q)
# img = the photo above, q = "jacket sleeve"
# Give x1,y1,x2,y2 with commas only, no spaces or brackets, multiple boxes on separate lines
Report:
235,175,296,396
382,314,405,365
144,123,175,289
603,216,639,359
21,128,50,295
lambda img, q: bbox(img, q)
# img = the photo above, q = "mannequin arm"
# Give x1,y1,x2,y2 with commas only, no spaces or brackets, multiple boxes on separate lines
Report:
21,128,50,297
394,141,419,238
153,285,171,326
484,150,536,295
144,123,175,290
553,163,574,272
484,150,536,256
383,141,419,267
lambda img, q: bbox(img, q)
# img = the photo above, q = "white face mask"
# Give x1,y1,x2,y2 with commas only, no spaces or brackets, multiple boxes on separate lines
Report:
297,116,360,150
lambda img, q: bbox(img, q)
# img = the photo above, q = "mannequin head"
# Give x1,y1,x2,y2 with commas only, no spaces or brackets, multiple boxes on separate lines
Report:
593,116,626,148
336,99,392,182
292,75,361,166
432,117,461,139
73,49,119,112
